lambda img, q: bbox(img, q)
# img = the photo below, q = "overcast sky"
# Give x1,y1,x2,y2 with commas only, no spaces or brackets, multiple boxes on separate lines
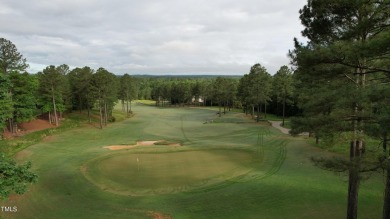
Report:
0,0,307,75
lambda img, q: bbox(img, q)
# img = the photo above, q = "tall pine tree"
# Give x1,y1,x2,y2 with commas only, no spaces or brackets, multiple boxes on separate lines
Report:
291,1,390,218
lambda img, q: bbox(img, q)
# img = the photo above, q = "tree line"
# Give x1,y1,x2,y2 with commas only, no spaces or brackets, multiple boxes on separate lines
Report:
145,64,297,121
0,39,139,137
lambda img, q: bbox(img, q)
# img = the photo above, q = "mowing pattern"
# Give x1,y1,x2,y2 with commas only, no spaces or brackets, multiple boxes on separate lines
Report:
6,105,381,219
253,138,287,180
82,150,255,196
81,109,289,196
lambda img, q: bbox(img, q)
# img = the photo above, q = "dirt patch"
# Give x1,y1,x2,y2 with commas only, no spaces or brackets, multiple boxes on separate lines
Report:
42,135,57,143
137,141,160,146
3,119,55,139
103,145,138,150
104,140,181,150
148,211,172,219
14,150,33,161
20,119,55,131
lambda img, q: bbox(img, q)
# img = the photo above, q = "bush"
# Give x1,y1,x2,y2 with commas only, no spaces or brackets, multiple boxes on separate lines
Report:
108,116,116,122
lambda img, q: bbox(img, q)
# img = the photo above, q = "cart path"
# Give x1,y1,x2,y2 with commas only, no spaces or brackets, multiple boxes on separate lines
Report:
269,121,290,134
269,121,310,136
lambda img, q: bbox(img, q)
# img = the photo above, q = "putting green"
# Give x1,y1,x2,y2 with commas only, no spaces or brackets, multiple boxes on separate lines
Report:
82,149,255,196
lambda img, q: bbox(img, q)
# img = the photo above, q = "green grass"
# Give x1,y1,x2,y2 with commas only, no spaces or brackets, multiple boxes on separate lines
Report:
83,149,255,196
0,102,384,219
0,117,81,156
136,99,156,106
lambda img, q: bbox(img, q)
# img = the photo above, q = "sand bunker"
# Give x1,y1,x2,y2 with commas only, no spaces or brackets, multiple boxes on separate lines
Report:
104,140,181,150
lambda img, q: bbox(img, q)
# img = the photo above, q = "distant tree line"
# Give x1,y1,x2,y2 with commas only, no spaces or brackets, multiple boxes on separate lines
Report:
144,63,298,121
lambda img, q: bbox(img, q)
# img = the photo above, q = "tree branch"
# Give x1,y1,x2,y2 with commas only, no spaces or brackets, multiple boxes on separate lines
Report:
344,73,358,84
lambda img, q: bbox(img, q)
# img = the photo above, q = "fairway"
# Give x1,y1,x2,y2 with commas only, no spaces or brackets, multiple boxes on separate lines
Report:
0,104,384,219
83,150,255,196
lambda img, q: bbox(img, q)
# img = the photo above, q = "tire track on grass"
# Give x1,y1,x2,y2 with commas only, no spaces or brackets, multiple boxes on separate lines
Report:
258,139,287,180
180,115,191,143
233,138,287,182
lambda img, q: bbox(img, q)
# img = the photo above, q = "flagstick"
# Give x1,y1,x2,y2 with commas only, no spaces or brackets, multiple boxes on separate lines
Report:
137,157,139,171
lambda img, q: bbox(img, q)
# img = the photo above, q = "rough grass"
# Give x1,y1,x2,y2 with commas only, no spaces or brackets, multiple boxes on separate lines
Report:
0,103,384,219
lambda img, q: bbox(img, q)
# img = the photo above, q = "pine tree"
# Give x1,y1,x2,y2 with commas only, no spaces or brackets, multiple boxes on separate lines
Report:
90,68,118,128
273,66,293,126
0,38,29,134
247,64,272,121
0,72,13,139
38,66,67,126
119,74,137,115
68,66,94,115
292,1,390,218
8,72,38,132
0,38,28,74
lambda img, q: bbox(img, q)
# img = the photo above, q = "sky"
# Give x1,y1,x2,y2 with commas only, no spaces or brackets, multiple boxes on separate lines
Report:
0,0,308,75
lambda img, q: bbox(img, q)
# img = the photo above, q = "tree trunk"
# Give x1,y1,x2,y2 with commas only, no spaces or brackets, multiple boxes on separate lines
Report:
219,102,222,117
346,64,366,219
257,104,260,122
383,134,390,219
87,106,91,123
0,128,4,140
264,103,267,118
79,95,83,113
99,101,103,129
8,118,14,134
52,86,58,127
126,100,129,116
13,122,18,134
384,167,390,219
347,140,361,219
282,96,286,126
104,102,108,126
347,168,359,219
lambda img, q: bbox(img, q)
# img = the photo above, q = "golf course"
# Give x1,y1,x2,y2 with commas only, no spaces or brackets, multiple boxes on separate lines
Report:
0,104,384,218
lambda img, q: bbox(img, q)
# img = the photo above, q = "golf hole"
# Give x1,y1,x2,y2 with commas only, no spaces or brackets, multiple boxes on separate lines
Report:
82,150,255,196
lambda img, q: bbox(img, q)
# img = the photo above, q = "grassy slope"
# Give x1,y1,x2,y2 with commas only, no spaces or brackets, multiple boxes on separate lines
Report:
0,104,384,219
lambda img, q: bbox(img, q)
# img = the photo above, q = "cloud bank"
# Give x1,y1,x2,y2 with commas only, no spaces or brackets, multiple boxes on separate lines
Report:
0,0,307,75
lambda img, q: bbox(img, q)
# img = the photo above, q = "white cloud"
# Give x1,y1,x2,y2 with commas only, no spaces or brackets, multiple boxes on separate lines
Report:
0,0,307,75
